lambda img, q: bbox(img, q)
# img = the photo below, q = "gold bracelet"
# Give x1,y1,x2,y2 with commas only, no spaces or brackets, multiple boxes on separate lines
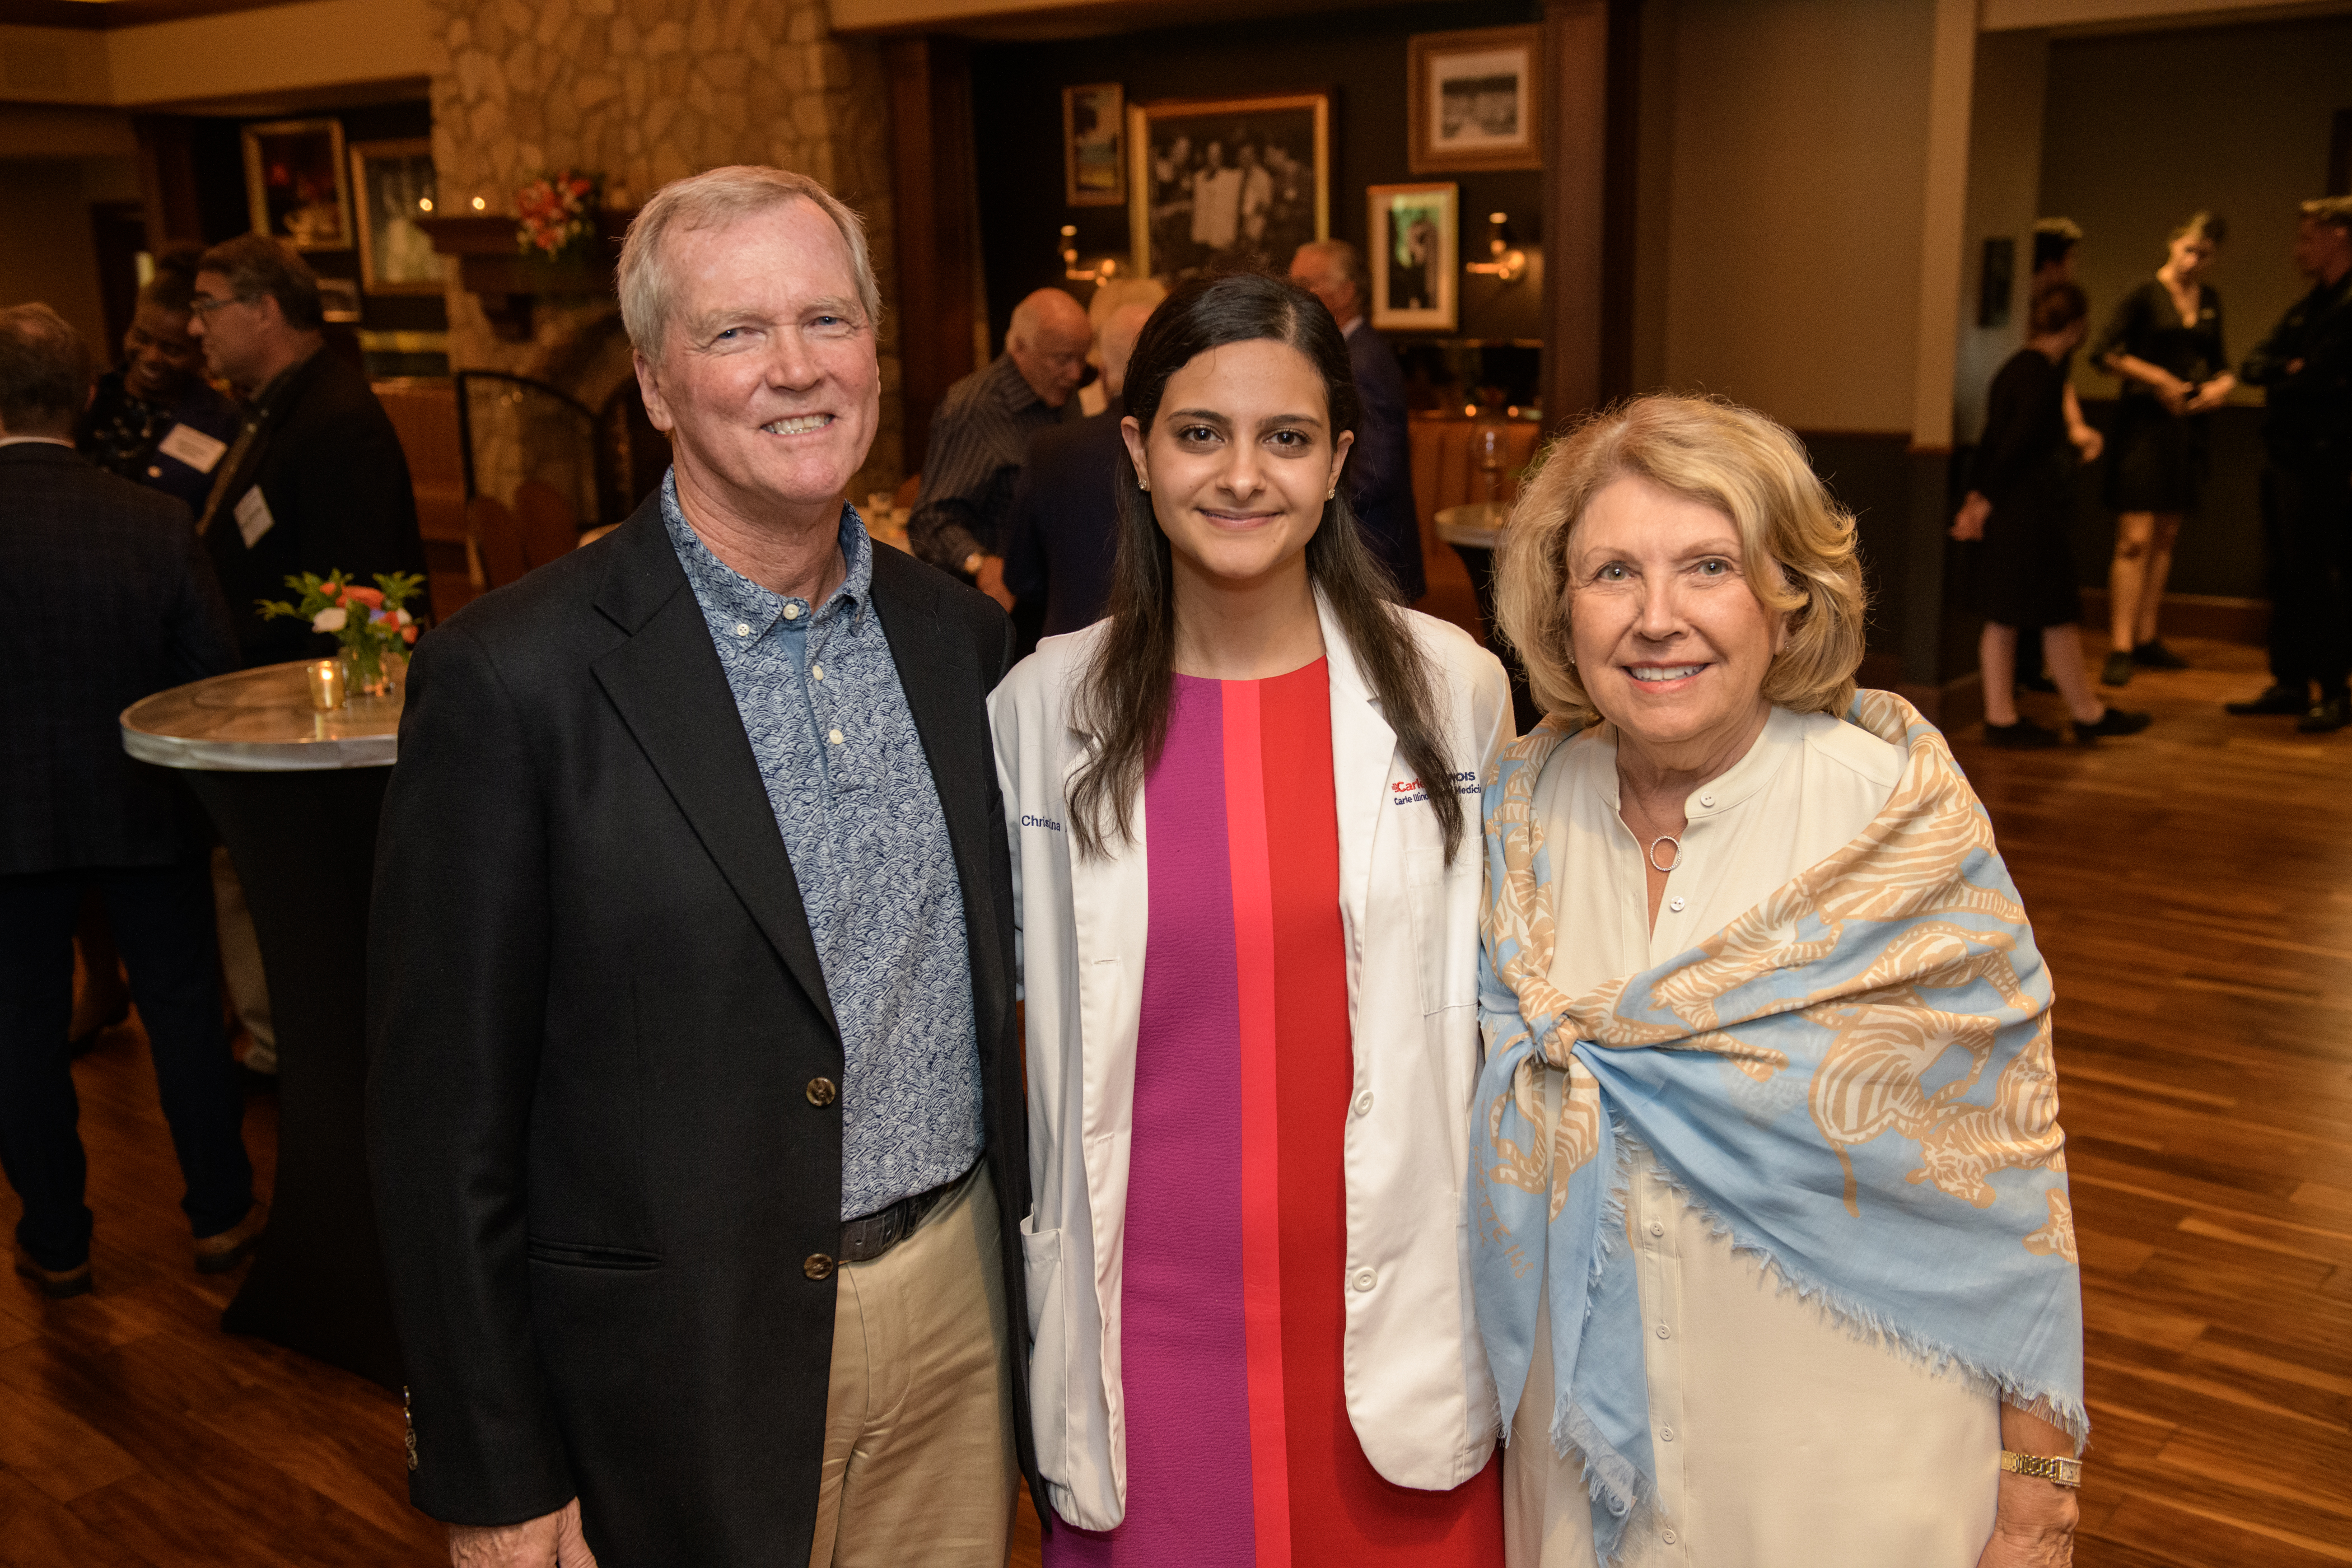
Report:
2000,1450,2083,1488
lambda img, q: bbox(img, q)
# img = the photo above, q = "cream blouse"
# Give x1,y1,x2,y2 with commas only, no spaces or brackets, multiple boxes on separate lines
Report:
1505,705,2003,1568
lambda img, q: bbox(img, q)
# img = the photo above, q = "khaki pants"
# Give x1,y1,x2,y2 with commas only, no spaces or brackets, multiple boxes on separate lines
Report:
809,1162,1016,1568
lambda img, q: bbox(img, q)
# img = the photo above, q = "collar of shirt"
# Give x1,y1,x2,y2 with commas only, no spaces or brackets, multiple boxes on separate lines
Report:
987,351,1053,418
1592,703,1803,820
659,468,872,643
0,435,75,449
1342,314,1367,339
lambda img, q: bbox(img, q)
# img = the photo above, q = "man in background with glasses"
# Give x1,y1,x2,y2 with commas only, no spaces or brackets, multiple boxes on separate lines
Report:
188,234,428,668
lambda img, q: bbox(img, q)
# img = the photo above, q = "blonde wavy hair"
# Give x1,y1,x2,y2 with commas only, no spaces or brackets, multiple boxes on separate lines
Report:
1493,395,1869,727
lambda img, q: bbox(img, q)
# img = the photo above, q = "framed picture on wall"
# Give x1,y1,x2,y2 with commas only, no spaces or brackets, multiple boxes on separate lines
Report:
1128,92,1329,278
1064,83,1126,207
351,138,443,295
1368,183,1458,333
243,118,351,250
1407,26,1542,174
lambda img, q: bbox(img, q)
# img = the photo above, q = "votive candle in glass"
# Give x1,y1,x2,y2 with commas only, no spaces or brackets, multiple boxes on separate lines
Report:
306,657,347,711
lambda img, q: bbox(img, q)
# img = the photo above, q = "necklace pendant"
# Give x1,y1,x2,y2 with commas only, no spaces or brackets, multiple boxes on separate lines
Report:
1648,834,1682,873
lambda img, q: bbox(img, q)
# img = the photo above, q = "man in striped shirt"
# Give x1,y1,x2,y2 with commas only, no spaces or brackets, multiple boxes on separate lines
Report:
908,288,1090,609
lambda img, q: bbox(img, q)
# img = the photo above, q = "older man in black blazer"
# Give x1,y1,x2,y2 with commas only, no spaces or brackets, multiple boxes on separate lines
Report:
368,167,1031,1567
1003,300,1155,637
0,303,260,1300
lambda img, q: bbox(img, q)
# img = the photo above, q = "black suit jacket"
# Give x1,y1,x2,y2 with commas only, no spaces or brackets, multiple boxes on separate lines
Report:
0,442,237,876
365,494,1033,1565
204,349,429,666
1346,324,1426,601
1003,398,1127,637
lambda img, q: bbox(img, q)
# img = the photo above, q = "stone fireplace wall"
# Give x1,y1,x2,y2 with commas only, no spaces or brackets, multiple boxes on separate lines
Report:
424,0,902,514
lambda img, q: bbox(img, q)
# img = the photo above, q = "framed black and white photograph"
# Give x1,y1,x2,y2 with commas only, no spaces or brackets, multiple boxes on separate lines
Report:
1368,183,1458,333
1408,26,1542,174
351,138,442,295
1063,83,1126,207
242,118,351,251
1128,93,1329,278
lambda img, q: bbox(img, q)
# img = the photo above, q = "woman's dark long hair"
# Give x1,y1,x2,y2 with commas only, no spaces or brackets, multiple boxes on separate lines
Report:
1067,271,1466,861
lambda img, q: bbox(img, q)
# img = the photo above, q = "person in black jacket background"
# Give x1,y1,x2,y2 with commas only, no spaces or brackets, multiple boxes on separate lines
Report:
1291,239,1426,603
2230,196,2352,732
0,303,261,1300
188,234,428,667
77,243,241,519
1953,283,2150,747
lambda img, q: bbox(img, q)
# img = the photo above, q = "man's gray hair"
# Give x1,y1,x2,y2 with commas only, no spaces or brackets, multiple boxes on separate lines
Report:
1298,238,1369,302
618,165,881,363
0,301,92,433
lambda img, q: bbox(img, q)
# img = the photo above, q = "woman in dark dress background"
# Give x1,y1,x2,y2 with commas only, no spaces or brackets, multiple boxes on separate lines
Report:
2091,211,2233,685
1955,283,2152,746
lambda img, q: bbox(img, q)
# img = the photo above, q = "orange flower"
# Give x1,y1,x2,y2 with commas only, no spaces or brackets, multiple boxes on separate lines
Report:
401,624,419,644
344,585,386,608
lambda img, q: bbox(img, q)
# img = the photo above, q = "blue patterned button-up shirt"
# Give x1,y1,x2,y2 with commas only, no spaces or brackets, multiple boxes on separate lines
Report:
663,474,981,1220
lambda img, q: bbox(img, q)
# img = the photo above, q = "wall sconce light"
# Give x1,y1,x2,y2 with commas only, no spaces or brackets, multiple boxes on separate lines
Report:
1466,211,1527,284
1058,224,1122,284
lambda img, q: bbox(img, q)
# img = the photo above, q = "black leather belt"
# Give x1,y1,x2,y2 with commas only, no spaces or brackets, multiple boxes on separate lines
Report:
837,1166,969,1266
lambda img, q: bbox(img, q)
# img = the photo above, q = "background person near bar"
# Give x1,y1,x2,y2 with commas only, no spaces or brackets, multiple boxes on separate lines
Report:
2090,211,2233,685
1291,237,1426,603
368,165,1032,1567
0,303,263,1301
1952,282,2150,747
187,234,430,669
77,243,240,519
2229,195,2352,732
908,286,1092,614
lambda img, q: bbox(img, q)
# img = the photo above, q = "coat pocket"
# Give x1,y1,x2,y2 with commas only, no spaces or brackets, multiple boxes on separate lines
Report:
1405,846,1480,1016
1018,1216,1068,1483
525,1238,663,1270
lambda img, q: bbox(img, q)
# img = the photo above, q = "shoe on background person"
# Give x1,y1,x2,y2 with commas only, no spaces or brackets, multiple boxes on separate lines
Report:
2132,638,2191,669
2100,650,2136,686
13,1254,94,1299
2225,683,2311,716
193,1202,267,1273
2076,707,2154,743
2298,695,2350,734
2018,673,2060,694
1985,716,2064,749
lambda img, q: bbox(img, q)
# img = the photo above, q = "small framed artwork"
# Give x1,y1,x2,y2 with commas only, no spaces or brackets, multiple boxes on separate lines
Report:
318,277,363,323
351,138,444,295
243,118,352,250
1129,92,1329,278
1977,236,2015,328
1063,83,1126,207
1408,26,1543,174
1369,183,1458,333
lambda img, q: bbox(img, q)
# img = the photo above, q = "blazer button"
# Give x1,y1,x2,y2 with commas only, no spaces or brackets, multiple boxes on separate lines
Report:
804,1253,836,1280
806,1076,838,1107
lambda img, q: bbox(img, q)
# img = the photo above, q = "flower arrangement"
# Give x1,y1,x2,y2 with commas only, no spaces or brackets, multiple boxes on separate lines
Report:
515,170,602,263
256,570,424,696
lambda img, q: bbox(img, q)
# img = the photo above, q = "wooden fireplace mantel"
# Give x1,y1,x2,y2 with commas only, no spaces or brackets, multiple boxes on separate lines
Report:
417,212,633,341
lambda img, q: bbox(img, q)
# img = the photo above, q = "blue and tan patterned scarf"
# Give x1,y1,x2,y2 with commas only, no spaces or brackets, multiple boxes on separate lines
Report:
1471,691,2085,1561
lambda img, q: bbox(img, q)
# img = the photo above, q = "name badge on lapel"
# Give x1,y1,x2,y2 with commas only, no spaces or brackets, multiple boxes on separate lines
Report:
157,423,228,474
234,487,276,548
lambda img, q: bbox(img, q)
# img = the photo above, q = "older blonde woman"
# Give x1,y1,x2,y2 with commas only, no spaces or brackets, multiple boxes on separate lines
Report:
1472,396,2087,1568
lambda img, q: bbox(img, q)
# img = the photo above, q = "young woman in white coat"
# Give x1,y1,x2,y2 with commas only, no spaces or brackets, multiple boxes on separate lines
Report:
990,273,1514,1566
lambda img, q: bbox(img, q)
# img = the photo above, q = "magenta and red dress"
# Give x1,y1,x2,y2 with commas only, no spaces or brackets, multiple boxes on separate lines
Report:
1045,660,1503,1568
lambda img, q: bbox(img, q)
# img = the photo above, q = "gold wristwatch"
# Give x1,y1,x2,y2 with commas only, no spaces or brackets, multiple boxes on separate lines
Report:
2000,1450,2083,1488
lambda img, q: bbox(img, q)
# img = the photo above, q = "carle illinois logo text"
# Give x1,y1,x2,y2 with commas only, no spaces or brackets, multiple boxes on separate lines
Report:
1390,772,1478,805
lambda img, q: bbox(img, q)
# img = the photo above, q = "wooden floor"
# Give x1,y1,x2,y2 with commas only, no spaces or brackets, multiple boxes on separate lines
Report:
4,635,2346,1566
